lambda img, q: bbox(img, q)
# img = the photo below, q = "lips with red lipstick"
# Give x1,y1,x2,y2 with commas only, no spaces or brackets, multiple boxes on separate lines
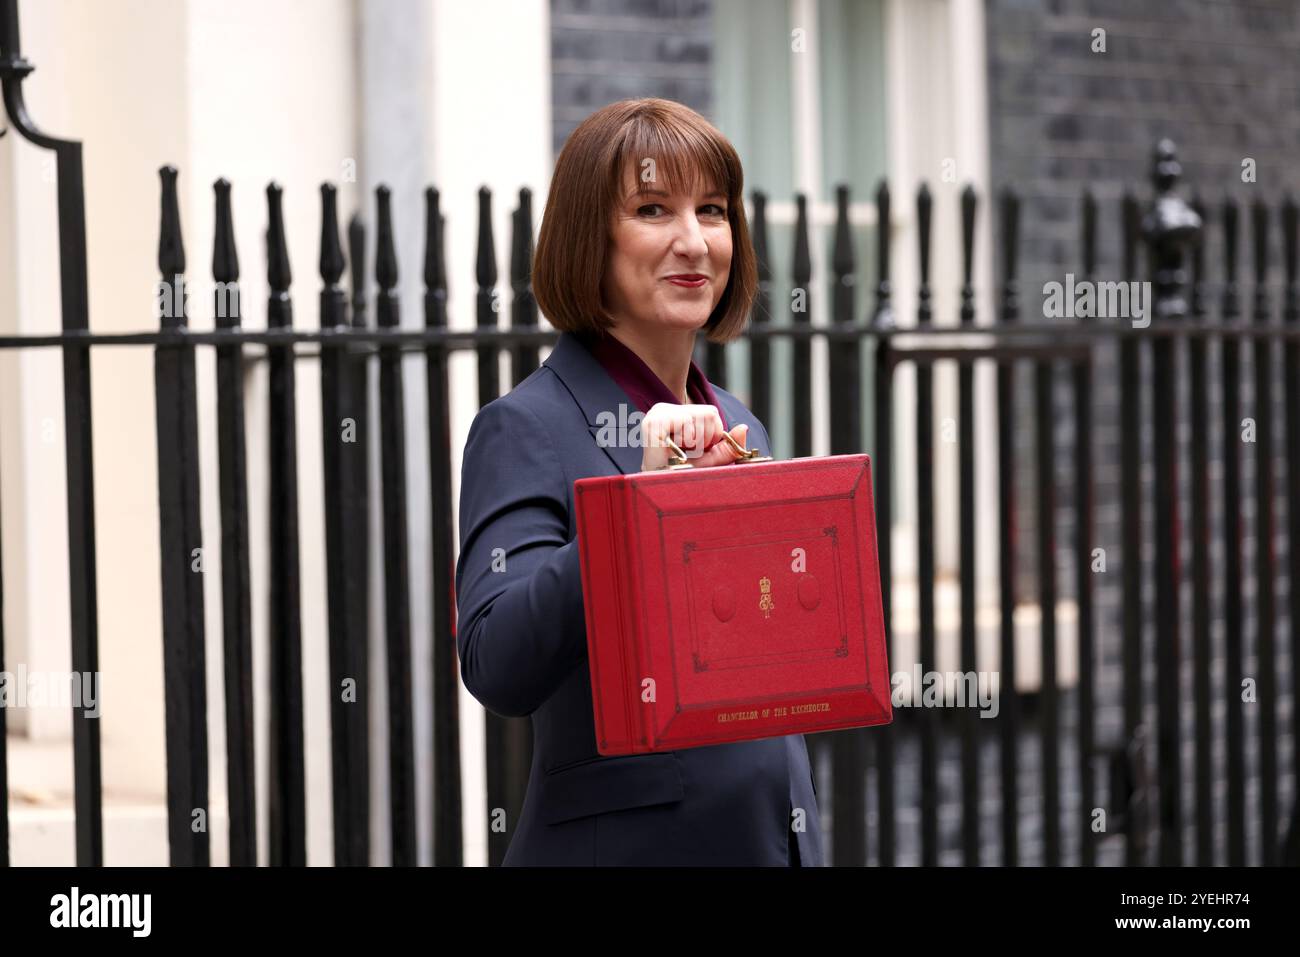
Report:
665,273,708,288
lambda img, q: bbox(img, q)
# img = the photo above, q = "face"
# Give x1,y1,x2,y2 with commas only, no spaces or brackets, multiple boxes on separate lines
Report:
601,163,733,335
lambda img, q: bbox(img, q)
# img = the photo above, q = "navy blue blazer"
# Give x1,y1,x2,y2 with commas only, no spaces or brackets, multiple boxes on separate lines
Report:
454,330,825,866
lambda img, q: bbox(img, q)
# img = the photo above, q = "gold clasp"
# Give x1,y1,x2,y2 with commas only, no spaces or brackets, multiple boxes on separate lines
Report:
661,430,773,469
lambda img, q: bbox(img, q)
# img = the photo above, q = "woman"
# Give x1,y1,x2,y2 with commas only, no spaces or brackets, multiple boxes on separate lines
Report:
454,98,823,866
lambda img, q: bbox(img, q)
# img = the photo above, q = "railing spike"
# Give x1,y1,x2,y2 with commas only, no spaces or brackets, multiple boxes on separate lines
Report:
213,178,239,285
158,165,185,279
376,185,398,292
266,182,291,293
319,183,345,286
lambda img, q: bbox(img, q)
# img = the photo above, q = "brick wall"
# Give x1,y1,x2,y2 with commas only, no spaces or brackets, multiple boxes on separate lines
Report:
985,0,1298,864
550,0,715,160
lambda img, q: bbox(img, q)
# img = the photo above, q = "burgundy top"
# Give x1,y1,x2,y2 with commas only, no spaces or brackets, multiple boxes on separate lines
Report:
578,329,729,446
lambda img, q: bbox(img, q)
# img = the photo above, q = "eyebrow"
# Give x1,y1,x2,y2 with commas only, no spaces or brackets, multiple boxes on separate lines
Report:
627,188,726,202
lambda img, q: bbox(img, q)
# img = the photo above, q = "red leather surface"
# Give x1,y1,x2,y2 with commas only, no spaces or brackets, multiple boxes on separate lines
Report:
575,454,893,755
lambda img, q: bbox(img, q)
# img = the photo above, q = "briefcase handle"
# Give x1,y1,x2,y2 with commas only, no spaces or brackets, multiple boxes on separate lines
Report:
661,430,773,469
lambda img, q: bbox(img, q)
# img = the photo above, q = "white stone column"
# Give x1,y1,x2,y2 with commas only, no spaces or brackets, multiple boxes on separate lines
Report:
360,0,552,867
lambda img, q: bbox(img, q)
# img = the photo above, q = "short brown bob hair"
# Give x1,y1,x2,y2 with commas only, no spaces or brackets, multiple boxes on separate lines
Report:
533,98,757,345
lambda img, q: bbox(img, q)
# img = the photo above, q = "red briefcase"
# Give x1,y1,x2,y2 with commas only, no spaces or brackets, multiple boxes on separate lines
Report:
574,441,893,756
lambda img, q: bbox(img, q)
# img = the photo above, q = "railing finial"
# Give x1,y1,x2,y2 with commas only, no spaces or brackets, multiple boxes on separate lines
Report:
0,0,36,86
1142,139,1202,321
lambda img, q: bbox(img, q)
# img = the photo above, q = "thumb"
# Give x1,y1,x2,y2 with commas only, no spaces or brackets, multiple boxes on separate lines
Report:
693,423,749,468
728,423,749,453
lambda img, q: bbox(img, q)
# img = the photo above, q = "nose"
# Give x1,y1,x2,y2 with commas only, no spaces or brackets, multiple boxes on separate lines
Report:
670,209,710,260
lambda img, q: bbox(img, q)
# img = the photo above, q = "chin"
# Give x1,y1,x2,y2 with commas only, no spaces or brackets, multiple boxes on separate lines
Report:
669,315,712,332
646,310,709,331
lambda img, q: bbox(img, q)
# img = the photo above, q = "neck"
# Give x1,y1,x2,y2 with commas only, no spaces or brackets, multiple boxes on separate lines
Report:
607,323,697,403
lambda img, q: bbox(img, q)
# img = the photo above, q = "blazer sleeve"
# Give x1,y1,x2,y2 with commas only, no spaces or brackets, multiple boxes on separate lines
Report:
454,397,588,718
752,415,774,458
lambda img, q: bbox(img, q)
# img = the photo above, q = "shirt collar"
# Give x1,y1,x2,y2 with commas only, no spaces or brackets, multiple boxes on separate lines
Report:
578,328,729,431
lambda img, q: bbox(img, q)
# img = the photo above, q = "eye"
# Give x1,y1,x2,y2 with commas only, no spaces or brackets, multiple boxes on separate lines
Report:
636,203,666,217
701,203,727,216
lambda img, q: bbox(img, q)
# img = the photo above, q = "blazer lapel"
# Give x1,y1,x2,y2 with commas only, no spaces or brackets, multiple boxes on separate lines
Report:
544,330,764,473
544,332,645,476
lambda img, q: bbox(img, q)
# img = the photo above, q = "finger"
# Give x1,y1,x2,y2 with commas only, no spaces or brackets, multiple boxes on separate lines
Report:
731,423,749,449
693,427,745,468
701,423,742,459
678,416,701,457
699,412,720,450
661,414,684,450
692,442,736,468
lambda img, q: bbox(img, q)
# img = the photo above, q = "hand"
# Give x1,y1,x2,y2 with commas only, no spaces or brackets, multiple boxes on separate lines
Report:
639,402,750,471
